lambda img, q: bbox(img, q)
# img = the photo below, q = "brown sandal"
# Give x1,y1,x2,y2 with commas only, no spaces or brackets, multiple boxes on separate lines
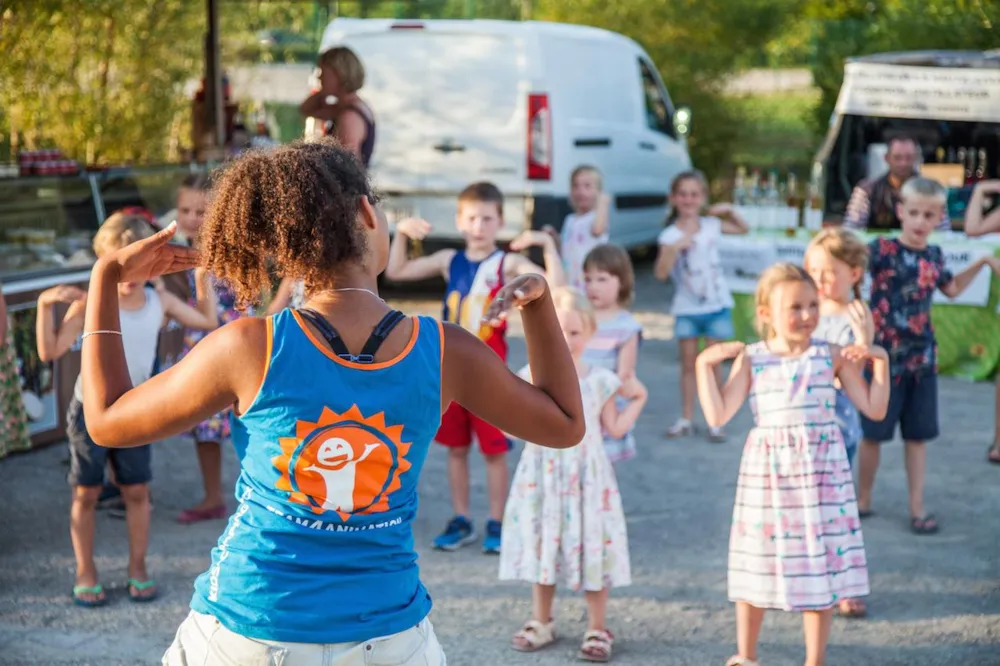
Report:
578,629,614,662
837,597,867,618
988,443,1000,465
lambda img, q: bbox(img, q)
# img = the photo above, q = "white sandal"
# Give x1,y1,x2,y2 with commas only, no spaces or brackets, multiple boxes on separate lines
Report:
578,629,614,662
665,418,693,438
511,619,557,652
726,656,760,666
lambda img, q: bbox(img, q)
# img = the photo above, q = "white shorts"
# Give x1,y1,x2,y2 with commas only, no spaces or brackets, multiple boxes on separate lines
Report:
162,611,446,666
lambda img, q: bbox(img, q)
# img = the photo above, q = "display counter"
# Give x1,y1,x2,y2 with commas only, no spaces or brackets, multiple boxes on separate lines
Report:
0,166,203,453
719,229,1000,380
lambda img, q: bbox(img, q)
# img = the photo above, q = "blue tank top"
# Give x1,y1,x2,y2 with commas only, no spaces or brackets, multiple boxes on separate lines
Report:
190,309,443,643
443,250,507,359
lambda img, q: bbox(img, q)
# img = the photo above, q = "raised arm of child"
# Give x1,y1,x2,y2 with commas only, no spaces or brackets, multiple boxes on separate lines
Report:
963,181,1000,237
939,255,1000,299
35,285,87,363
653,232,693,282
616,333,640,382
444,274,584,449
601,375,648,438
591,193,611,238
160,267,219,331
695,341,751,428
847,300,876,346
834,344,890,421
385,218,454,282
708,203,750,235
507,230,566,287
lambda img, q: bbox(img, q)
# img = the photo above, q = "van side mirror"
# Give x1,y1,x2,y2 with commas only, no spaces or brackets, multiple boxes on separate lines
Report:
673,106,692,137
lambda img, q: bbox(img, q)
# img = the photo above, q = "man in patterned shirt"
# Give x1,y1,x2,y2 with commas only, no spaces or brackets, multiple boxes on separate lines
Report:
843,136,951,232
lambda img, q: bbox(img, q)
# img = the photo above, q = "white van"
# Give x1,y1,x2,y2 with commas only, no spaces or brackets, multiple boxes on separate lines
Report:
313,18,694,248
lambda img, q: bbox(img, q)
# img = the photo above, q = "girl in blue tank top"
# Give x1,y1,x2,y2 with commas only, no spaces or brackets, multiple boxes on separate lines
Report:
76,138,586,665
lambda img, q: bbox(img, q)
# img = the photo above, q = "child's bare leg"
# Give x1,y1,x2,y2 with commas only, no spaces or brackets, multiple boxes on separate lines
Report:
194,440,224,510
532,583,557,623
121,483,155,598
70,486,104,602
679,339,698,422
584,587,610,630
512,584,557,650
903,439,927,518
447,446,471,517
484,453,508,522
735,601,765,662
855,438,880,513
802,608,833,666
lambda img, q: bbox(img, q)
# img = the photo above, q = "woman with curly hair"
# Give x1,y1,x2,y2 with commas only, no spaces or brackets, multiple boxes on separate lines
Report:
78,138,585,663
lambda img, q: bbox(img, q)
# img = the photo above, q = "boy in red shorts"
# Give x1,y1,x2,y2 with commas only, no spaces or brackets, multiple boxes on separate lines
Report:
387,182,564,553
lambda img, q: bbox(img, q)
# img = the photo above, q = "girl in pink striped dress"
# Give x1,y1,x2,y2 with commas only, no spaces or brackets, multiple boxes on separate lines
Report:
581,244,643,463
694,263,889,666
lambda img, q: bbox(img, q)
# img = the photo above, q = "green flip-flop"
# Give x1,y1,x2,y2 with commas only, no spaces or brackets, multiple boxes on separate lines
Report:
127,578,159,603
72,584,108,608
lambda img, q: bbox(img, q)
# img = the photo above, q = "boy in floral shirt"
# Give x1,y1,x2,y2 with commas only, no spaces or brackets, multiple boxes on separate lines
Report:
856,177,1000,535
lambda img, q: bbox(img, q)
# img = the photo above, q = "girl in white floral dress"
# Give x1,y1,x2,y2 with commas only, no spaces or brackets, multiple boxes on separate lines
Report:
500,287,646,663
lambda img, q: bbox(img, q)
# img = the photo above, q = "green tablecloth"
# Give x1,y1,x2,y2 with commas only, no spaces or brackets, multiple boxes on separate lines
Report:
725,230,1000,381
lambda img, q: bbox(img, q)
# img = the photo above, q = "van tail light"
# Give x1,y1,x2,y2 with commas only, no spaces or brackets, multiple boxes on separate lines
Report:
391,22,425,30
527,93,551,181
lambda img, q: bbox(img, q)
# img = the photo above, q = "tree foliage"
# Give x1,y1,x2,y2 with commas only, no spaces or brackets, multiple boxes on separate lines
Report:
0,0,202,164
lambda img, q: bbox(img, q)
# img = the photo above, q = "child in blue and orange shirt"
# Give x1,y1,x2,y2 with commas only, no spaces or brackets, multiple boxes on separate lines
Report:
386,182,565,554
79,139,585,664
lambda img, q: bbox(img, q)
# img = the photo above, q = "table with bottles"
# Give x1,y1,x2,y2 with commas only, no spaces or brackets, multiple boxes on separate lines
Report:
718,228,1000,381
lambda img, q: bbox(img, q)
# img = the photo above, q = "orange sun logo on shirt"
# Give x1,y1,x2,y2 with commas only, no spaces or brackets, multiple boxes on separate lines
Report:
272,406,411,521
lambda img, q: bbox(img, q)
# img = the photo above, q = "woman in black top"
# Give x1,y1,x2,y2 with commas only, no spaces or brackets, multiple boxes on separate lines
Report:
300,46,376,167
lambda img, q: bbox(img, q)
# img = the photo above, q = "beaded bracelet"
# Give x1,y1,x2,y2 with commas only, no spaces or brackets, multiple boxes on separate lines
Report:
81,330,123,340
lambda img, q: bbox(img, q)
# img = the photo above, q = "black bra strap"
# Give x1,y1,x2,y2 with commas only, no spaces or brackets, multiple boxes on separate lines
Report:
359,310,407,359
297,308,407,364
298,308,352,358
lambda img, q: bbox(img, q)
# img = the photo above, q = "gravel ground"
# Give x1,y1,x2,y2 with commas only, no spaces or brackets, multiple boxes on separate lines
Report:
1,265,998,666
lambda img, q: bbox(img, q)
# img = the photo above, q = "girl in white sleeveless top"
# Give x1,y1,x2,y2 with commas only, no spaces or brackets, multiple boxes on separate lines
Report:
35,213,218,608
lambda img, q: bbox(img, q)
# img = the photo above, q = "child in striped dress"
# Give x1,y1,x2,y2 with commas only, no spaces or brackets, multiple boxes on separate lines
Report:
695,263,889,666
581,244,643,463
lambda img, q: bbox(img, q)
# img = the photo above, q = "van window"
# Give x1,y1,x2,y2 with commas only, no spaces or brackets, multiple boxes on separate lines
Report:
639,59,675,139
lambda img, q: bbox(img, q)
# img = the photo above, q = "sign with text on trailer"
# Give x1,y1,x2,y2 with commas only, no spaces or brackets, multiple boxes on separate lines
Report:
834,62,1000,124
717,233,995,307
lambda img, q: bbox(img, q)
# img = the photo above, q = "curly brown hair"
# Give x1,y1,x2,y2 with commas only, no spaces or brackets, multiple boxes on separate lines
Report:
199,137,378,308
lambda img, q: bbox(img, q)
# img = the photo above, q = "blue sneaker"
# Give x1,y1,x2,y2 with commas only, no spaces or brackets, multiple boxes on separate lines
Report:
433,515,476,551
482,519,502,555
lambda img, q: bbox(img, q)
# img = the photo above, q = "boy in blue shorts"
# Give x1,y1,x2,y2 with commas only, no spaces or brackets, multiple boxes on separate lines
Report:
856,177,1000,535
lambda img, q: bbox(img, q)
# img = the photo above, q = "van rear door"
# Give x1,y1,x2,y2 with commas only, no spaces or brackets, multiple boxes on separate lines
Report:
415,24,528,201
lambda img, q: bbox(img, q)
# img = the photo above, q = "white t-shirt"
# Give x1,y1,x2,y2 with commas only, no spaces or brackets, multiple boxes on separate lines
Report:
561,210,608,291
74,287,164,402
657,216,734,316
